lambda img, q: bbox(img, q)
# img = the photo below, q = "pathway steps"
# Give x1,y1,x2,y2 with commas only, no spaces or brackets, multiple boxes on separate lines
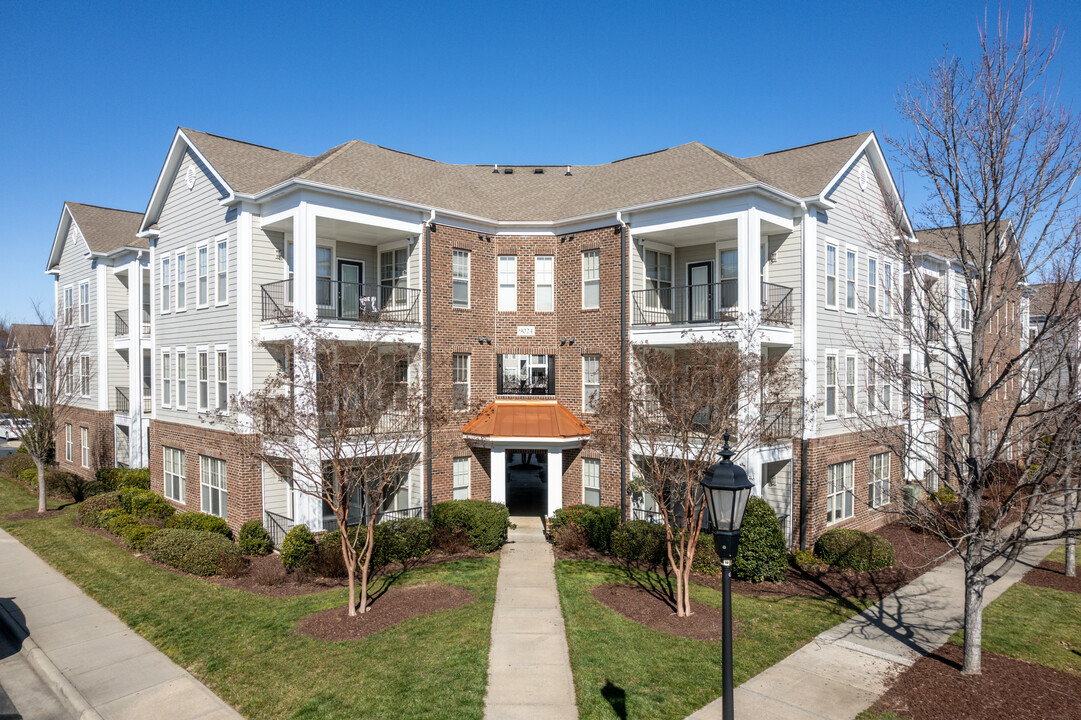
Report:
483,515,578,720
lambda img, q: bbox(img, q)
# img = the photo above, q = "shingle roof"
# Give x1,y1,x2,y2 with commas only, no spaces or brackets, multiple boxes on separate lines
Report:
66,203,147,254
180,129,875,222
914,222,1016,260
461,400,591,440
1029,281,1081,319
8,324,52,351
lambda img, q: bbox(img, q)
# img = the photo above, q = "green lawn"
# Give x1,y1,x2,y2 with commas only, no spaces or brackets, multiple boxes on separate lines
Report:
556,559,871,720
1042,543,1080,569
0,476,498,720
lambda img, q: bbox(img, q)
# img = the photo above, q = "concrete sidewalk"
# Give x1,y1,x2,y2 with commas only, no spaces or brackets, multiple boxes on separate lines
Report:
0,528,243,720
686,532,1063,720
483,515,578,720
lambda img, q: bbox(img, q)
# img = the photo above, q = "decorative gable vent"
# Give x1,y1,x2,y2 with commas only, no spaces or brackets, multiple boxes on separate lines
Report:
186,164,196,190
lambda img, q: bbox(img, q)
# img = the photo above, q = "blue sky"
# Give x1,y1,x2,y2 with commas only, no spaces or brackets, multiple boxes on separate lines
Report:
2,0,1079,322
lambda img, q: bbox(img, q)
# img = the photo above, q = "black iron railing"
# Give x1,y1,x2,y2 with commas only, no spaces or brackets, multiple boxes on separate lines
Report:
761,400,793,440
264,510,294,548
927,317,942,342
761,282,793,326
375,506,423,523
114,310,129,337
261,278,421,325
629,507,664,523
631,280,793,327
115,386,130,414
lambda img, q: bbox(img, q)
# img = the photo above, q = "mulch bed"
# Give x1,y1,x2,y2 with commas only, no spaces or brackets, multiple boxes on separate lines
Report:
590,582,735,641
869,643,1081,720
1020,560,1081,595
3,508,69,522
295,583,475,641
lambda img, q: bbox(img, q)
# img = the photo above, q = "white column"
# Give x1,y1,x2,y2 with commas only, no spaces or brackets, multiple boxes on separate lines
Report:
130,256,146,466
738,209,762,322
292,202,317,320
801,207,819,438
236,204,253,432
491,448,506,504
95,263,109,413
547,448,563,516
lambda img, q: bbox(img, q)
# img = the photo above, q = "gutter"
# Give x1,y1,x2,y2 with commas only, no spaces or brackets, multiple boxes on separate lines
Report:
798,202,809,551
424,212,434,519
618,212,629,522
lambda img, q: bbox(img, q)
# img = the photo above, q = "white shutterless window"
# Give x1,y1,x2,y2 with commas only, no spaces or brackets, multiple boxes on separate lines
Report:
176,251,187,311
845,354,857,415
161,255,172,313
452,249,470,308
164,447,186,503
80,427,89,468
216,237,228,305
161,351,172,408
825,244,838,308
827,460,854,523
867,257,877,314
197,243,209,307
535,256,554,312
216,349,228,412
583,458,601,506
582,355,600,412
176,350,187,410
869,452,890,509
79,281,90,325
200,455,227,518
882,262,893,316
582,249,600,308
198,350,209,411
452,353,469,410
825,354,837,418
64,286,73,326
845,249,857,312
65,424,72,463
498,256,517,311
453,457,471,500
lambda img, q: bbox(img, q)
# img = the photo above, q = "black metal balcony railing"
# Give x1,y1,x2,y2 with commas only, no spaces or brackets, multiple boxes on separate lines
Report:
631,280,793,327
115,386,130,414
927,317,943,342
114,310,129,337
629,507,664,523
264,510,294,548
761,400,794,440
375,506,423,523
261,279,421,325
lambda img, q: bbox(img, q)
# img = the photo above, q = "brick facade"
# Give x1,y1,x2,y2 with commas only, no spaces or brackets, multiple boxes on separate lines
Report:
55,404,114,481
148,418,262,533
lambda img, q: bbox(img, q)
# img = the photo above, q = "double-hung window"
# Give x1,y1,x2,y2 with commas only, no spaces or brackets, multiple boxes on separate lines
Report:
80,427,90,468
882,263,893,316
197,350,209,411
316,247,332,308
582,249,600,309
200,455,227,518
583,458,601,506
582,355,600,412
216,349,228,412
162,255,172,313
452,249,470,307
497,256,517,311
80,355,91,398
869,452,890,508
845,355,857,415
867,257,878,314
64,286,74,326
453,457,471,500
845,250,857,311
535,256,554,312
65,424,72,463
197,244,209,307
867,357,877,413
79,282,90,325
645,249,672,309
65,356,74,397
452,354,469,410
825,354,837,417
825,244,838,308
827,460,854,523
959,286,971,330
216,237,228,304
176,251,187,311
164,447,186,503
381,248,408,306
176,350,187,410
162,351,172,408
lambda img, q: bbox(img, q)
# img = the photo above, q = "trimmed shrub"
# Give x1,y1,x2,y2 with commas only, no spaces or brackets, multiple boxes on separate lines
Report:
548,505,620,552
611,520,668,565
118,488,175,522
692,533,723,575
431,500,510,553
1,453,35,477
118,523,160,551
167,512,230,537
312,530,349,577
281,524,317,571
103,510,138,536
555,524,588,552
386,517,433,561
732,497,788,583
814,528,895,571
143,528,243,576
47,471,103,502
96,467,151,491
239,519,272,556
790,549,823,570
18,468,38,487
78,491,122,527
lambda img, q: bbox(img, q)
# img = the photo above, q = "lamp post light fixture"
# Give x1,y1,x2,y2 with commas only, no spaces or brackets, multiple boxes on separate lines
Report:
700,431,753,720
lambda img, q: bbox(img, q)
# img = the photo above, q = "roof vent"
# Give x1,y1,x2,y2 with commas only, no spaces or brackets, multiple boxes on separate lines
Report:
534,168,544,174
492,164,499,173
504,168,514,174
565,166,572,176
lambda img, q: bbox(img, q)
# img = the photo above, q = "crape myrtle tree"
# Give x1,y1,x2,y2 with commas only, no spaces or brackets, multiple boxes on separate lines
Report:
0,305,92,513
848,11,1081,674
598,326,802,618
233,318,447,616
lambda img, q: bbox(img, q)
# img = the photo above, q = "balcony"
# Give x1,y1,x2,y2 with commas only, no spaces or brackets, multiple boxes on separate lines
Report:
114,310,129,337
261,279,421,326
114,386,130,414
632,281,792,328
761,400,794,441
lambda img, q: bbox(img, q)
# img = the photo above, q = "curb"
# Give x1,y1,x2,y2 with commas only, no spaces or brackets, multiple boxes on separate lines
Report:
0,600,104,720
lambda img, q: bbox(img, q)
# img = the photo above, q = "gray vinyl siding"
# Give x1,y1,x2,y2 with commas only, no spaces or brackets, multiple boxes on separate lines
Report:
55,222,98,410
262,462,291,517
762,460,793,544
815,152,899,437
155,148,237,426
674,243,714,284
332,240,378,285
767,222,801,349
250,219,280,391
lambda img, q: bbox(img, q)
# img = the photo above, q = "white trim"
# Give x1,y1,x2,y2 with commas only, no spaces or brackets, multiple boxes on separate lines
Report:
214,233,229,307
175,248,188,312
197,346,209,412
534,255,554,313
160,348,172,409
214,344,229,414
581,248,600,309
196,241,210,308
452,248,471,309
140,129,235,235
236,209,253,421
497,255,517,312
94,263,108,411
824,241,838,310
160,252,172,314
175,347,188,411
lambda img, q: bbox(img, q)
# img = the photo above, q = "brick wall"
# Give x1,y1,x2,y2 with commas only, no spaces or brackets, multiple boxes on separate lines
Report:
149,418,262,533
55,404,114,481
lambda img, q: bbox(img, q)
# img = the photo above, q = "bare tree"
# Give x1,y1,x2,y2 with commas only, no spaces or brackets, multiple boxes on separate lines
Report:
233,318,445,616
0,304,93,513
599,326,802,618
850,10,1081,674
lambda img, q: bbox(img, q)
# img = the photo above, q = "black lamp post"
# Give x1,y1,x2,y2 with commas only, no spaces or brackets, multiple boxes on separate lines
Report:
700,431,753,720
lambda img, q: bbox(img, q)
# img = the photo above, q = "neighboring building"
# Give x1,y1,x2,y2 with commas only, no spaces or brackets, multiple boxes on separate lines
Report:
6,323,52,409
46,203,151,476
1026,281,1081,405
44,127,1031,545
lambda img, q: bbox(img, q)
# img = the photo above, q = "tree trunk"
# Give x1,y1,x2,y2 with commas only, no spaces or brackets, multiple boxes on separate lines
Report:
35,459,46,514
342,530,357,616
962,572,986,675
359,523,376,613
1067,482,1078,578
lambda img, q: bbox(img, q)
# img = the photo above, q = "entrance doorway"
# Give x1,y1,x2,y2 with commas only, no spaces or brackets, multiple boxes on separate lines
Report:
505,450,547,515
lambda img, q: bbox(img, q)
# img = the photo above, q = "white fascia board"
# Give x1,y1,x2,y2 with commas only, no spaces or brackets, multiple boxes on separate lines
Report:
310,203,424,236
463,435,589,448
820,133,914,238
47,204,75,272
140,128,235,234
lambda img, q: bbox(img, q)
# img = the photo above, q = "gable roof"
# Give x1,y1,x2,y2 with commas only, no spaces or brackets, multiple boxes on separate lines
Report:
1029,281,1081,320
461,400,591,441
914,221,1016,260
47,202,147,272
727,132,873,198
8,324,52,352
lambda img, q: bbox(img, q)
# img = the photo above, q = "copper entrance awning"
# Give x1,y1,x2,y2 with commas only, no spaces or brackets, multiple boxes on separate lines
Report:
461,400,591,443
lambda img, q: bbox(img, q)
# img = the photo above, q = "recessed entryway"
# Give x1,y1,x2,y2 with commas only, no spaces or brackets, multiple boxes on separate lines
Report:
504,450,547,516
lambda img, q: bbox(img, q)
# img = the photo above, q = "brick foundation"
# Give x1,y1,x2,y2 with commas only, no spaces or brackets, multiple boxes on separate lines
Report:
55,405,114,481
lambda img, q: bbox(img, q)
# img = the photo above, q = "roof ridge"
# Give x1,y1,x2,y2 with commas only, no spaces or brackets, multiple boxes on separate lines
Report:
66,201,142,216
180,127,300,155
294,140,361,179
747,131,870,159
694,143,765,185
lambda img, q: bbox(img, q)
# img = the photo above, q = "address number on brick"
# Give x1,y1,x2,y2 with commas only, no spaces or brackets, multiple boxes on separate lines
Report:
516,326,535,336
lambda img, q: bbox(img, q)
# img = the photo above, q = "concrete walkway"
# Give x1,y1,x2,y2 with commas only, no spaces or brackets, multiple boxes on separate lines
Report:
0,528,243,720
686,533,1063,720
483,515,577,720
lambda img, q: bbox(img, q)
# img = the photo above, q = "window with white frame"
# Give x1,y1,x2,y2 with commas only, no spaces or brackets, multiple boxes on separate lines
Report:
79,281,90,325
65,356,74,398
453,457,471,500
959,286,971,331
867,257,878,314
161,255,172,313
583,355,600,412
845,355,856,415
80,355,90,398
583,458,601,506
882,262,893,315
164,447,185,503
200,455,227,518
452,353,469,410
452,249,470,307
381,247,408,305
316,247,332,307
216,349,228,412
497,256,517,311
645,249,672,308
845,250,856,311
825,354,837,417
881,365,892,413
827,459,854,522
216,237,228,304
162,351,172,408
197,243,209,306
867,357,877,413
80,427,89,468
869,452,890,508
535,255,554,312
825,244,838,308
197,350,209,411
176,251,187,311
64,286,73,326
65,424,72,463
582,249,600,308
176,350,187,409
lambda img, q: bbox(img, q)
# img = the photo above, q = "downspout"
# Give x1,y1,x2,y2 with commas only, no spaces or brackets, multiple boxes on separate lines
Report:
798,202,809,551
425,210,434,519
618,212,629,522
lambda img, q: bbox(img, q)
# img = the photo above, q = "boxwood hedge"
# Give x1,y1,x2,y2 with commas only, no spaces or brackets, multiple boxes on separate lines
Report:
143,528,242,576
814,528,895,571
431,500,510,553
